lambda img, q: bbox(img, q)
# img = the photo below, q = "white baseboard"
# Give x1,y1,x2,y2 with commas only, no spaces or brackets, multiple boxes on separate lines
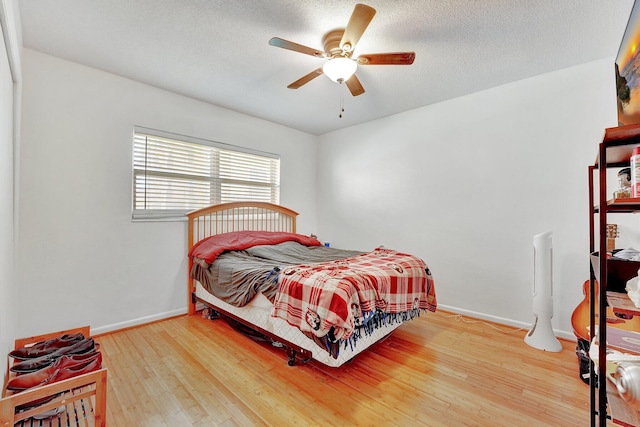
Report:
91,304,576,343
91,308,187,336
437,304,575,342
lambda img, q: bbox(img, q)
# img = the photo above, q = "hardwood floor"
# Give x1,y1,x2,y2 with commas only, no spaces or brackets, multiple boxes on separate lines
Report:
97,311,591,426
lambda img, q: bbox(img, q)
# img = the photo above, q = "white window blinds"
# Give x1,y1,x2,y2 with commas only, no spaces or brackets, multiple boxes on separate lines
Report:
132,127,280,220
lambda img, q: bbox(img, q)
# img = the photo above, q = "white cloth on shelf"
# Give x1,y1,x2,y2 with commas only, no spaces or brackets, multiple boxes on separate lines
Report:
626,273,640,308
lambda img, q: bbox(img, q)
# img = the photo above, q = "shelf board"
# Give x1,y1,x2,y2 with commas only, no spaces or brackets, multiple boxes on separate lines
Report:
595,124,640,166
604,123,640,144
598,197,640,212
608,197,640,205
608,291,640,318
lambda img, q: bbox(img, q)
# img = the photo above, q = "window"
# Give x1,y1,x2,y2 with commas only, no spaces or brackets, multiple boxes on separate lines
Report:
132,127,280,220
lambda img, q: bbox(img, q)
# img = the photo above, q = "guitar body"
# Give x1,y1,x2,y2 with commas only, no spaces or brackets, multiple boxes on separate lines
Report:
572,279,640,342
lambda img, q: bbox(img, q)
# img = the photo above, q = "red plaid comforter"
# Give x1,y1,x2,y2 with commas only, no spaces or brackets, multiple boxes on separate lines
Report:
272,247,436,342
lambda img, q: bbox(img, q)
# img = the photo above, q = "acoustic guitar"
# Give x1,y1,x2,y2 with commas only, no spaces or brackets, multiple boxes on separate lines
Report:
571,280,638,342
607,224,619,253
571,223,640,342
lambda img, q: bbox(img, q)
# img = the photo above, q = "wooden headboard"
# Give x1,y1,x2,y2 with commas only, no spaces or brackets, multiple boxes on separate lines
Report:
185,202,299,315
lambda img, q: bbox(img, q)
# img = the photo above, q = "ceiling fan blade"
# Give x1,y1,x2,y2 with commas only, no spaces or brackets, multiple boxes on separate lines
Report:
287,68,324,89
269,37,325,58
345,74,365,96
340,4,376,52
357,52,416,65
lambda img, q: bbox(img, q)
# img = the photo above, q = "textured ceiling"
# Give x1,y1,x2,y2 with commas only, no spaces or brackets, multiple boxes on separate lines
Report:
18,0,635,135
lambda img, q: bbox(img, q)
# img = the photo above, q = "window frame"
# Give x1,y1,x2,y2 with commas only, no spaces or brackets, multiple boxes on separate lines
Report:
132,126,280,221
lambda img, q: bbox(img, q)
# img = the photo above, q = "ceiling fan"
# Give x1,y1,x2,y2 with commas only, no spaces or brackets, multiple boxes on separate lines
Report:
269,3,415,96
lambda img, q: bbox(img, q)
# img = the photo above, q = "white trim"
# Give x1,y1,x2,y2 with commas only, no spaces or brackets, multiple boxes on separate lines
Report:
131,127,281,220
91,308,186,335
0,0,21,83
93,304,576,344
134,125,279,159
132,211,189,222
437,303,575,342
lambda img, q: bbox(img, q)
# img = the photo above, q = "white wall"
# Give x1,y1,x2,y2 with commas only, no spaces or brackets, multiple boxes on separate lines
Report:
16,47,628,340
0,0,20,383
0,16,13,358
17,49,317,337
317,58,623,337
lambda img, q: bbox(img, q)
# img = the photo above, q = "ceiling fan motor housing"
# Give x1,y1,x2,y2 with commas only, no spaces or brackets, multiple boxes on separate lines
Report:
323,29,350,57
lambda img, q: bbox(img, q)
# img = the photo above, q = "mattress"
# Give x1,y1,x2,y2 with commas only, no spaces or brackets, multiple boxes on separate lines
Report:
195,280,404,367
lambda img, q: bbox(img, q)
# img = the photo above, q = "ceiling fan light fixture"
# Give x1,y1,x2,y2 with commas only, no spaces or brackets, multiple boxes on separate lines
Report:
322,57,357,83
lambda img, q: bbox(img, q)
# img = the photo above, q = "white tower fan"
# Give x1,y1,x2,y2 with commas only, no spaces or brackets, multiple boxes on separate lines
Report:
524,231,562,352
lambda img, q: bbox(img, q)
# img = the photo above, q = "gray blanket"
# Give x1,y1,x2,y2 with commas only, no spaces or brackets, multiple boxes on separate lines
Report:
191,241,363,307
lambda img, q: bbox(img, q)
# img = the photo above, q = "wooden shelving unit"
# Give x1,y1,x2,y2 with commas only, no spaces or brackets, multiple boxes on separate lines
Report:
0,326,107,426
589,123,640,427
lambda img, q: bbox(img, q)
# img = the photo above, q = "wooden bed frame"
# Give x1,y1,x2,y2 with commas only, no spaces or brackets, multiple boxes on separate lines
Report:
186,201,299,316
186,202,312,365
185,201,430,367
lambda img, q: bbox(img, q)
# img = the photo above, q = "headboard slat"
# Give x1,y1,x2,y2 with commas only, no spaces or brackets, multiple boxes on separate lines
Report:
185,202,300,315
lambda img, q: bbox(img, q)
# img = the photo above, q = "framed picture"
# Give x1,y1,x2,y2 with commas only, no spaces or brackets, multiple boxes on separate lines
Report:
617,0,640,126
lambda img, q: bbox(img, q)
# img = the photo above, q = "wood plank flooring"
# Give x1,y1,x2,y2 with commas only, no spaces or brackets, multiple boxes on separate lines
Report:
96,311,593,426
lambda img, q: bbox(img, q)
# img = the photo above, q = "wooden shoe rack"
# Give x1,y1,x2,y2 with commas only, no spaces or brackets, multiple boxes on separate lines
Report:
0,326,107,426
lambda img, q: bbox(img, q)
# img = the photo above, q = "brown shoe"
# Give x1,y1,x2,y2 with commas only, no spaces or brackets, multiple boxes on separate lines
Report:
12,356,103,412
7,352,102,391
10,338,96,373
9,333,85,360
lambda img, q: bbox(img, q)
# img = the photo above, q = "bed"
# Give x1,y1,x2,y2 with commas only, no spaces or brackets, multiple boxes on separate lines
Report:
186,202,437,367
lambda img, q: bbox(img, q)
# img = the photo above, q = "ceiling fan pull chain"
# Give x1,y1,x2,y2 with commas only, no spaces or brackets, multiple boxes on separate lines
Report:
339,91,345,118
